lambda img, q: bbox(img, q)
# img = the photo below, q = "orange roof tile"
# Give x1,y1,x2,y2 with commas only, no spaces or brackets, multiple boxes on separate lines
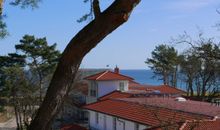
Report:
130,84,186,95
84,70,134,81
83,99,211,127
119,97,220,117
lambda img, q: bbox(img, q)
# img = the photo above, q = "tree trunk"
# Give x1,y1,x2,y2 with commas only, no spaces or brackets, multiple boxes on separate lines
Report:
29,0,140,130
39,73,43,103
172,65,178,87
163,71,169,85
14,103,20,130
188,78,193,96
18,103,23,130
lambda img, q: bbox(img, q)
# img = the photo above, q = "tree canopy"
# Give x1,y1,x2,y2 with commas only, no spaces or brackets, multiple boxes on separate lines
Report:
146,44,178,86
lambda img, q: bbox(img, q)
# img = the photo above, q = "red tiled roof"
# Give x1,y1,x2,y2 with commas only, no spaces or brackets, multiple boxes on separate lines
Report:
146,118,220,130
61,124,87,130
98,90,133,101
180,118,220,130
83,99,211,127
145,123,183,130
120,97,220,117
84,70,134,81
130,84,186,95
129,80,140,85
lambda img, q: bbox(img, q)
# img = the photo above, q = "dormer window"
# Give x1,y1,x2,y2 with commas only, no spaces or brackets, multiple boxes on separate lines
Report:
119,82,125,91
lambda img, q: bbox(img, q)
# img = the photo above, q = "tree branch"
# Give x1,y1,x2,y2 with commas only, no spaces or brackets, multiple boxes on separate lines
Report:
93,0,101,18
0,0,2,15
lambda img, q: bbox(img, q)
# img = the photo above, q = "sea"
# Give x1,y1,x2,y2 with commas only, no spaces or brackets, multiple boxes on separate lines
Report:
120,69,187,91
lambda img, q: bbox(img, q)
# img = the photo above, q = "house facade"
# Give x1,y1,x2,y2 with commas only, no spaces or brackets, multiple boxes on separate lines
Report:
88,111,148,130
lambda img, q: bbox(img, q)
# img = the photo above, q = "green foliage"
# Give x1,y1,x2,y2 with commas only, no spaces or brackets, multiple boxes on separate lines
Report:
149,35,220,97
15,35,60,77
0,54,25,96
77,0,94,23
0,34,60,129
0,34,60,99
0,16,8,39
14,35,61,101
1,66,28,97
10,0,41,9
146,44,178,85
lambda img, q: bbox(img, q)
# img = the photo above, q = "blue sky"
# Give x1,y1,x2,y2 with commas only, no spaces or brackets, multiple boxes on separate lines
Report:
0,0,220,69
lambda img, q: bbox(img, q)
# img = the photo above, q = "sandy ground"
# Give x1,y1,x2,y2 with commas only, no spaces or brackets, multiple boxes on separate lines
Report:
0,116,16,130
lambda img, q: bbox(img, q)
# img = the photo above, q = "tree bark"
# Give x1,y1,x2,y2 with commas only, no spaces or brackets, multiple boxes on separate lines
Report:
29,0,140,130
188,78,193,96
14,103,20,130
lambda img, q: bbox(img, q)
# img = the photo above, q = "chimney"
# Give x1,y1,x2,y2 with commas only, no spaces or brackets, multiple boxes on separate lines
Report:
114,66,119,74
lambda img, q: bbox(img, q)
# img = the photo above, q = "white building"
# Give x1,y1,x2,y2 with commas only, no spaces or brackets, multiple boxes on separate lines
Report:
84,97,220,130
85,67,133,104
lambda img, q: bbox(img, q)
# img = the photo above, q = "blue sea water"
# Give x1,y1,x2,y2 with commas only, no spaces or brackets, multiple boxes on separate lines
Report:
120,69,162,85
120,69,187,90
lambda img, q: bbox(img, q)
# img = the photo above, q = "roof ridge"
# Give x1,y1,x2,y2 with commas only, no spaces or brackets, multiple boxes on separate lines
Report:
96,70,109,80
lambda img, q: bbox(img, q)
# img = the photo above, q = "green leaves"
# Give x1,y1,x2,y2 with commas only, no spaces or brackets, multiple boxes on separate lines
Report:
0,16,8,39
15,35,61,76
10,0,41,9
146,44,178,85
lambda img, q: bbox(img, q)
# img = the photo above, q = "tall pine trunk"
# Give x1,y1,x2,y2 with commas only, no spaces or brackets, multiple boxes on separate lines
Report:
29,0,141,130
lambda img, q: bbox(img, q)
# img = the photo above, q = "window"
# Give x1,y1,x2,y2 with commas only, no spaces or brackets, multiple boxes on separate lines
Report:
119,82,125,91
113,117,116,130
90,81,97,97
95,112,99,124
135,123,139,130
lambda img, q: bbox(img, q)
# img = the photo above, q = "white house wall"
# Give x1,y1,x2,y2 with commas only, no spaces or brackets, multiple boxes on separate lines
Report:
98,80,129,97
89,111,96,128
88,111,148,130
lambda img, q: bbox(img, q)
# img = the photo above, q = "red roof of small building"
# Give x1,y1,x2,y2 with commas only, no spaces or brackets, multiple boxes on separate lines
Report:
84,70,134,81
61,124,87,130
130,84,186,95
84,98,211,127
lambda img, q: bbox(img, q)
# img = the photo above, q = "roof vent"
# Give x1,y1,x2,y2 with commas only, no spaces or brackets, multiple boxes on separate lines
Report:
175,97,186,102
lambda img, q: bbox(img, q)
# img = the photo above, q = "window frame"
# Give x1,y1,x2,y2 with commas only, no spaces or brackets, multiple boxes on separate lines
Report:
119,82,125,91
